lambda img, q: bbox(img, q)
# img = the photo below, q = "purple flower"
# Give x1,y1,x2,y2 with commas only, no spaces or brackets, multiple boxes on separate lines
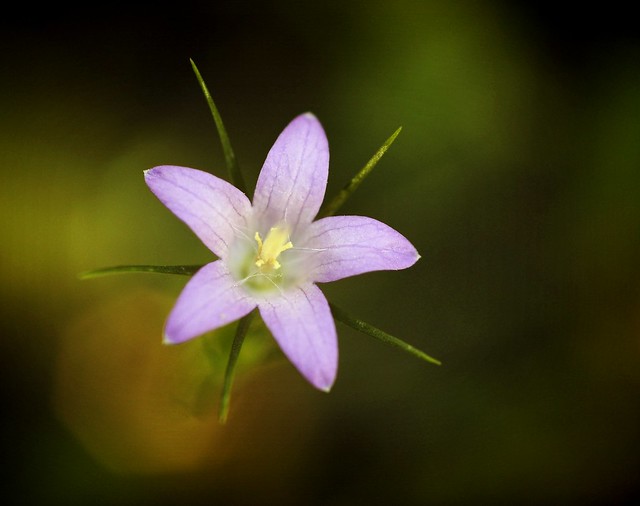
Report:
144,113,419,391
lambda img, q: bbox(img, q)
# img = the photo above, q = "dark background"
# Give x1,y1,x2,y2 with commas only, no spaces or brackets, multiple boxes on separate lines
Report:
2,1,639,504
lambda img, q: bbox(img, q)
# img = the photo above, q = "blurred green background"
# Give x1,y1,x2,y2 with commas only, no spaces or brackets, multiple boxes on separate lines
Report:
2,1,638,504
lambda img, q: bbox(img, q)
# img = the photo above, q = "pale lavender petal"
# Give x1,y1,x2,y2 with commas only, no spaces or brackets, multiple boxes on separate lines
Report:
258,284,337,391
145,166,251,258
252,113,329,232
304,215,420,283
164,261,256,344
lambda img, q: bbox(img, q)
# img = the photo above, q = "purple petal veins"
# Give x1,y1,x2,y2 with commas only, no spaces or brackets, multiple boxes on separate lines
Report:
303,215,420,283
144,165,251,258
258,283,337,391
164,261,256,344
252,113,329,234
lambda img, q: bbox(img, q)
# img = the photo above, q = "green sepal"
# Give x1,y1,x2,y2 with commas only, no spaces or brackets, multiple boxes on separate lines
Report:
319,126,402,218
190,58,248,195
79,264,205,279
329,302,441,366
218,310,256,424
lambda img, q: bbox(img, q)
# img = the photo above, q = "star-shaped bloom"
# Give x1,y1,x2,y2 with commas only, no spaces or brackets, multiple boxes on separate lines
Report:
144,113,419,391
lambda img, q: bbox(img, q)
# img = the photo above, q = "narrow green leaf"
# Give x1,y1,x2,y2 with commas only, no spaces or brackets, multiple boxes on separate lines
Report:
330,302,441,366
319,126,402,218
219,310,256,424
190,58,247,194
79,264,204,279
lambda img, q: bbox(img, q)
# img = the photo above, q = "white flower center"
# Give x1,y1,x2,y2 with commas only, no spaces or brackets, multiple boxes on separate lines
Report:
228,224,299,296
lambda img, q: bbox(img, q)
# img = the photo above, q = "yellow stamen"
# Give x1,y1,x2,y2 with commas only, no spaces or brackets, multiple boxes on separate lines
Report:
254,227,293,270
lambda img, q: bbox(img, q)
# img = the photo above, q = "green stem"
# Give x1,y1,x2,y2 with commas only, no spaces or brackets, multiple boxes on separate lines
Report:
219,310,256,423
330,302,441,366
190,59,247,194
319,126,402,218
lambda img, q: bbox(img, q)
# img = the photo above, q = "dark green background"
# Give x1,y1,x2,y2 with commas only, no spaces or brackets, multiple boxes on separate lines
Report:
2,1,638,504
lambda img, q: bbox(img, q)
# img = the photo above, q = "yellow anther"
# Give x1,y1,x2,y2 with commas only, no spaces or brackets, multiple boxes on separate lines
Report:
254,227,293,270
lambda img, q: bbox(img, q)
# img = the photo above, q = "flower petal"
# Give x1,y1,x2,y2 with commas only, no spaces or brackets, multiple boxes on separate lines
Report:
145,166,252,258
252,113,329,232
303,215,420,283
164,261,256,344
258,284,337,391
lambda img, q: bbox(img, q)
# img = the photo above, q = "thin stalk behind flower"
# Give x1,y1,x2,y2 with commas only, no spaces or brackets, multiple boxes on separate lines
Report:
219,310,256,424
79,264,202,279
190,59,247,195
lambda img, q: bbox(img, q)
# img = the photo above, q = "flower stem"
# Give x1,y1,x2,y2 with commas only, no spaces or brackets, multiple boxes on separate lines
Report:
219,310,256,423
329,302,441,366
319,126,402,218
190,59,247,194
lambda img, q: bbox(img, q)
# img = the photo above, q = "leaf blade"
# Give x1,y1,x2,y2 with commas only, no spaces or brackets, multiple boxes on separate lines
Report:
79,264,205,279
330,302,441,366
190,59,247,194
319,126,402,218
